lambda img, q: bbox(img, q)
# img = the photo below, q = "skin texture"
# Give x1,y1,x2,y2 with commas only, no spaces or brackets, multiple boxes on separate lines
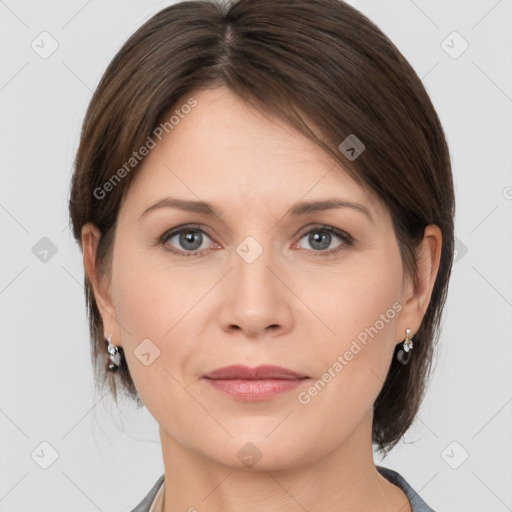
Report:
82,86,442,511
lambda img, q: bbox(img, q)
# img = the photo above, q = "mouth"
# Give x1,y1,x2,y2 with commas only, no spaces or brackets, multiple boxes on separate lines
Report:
201,364,310,401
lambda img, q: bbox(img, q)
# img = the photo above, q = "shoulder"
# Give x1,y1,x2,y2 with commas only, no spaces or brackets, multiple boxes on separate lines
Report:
129,474,165,512
377,465,437,512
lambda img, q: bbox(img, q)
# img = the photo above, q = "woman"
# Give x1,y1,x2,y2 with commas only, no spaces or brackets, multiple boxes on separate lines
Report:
68,0,454,510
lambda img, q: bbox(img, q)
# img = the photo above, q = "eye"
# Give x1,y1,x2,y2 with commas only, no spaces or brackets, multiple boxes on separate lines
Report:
160,225,216,257
159,224,353,258
295,225,353,256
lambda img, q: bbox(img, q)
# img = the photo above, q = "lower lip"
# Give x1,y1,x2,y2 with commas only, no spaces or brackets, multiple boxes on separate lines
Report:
204,378,309,401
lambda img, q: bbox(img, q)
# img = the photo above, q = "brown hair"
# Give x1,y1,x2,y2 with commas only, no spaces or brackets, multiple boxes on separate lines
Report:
68,0,454,454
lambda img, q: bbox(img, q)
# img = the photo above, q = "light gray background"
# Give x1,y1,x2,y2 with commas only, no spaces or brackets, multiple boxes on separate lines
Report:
1,1,511,511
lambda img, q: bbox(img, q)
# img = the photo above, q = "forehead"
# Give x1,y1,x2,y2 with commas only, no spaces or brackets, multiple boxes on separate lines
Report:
122,86,383,219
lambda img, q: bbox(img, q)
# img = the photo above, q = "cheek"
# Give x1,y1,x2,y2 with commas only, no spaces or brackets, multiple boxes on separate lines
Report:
111,240,206,339
297,252,403,404
301,249,402,345
109,245,215,407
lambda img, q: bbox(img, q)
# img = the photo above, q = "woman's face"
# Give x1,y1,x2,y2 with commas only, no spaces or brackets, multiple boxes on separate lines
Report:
86,86,431,470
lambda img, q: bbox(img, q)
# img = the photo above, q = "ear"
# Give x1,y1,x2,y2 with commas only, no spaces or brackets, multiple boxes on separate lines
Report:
396,224,443,344
81,223,122,347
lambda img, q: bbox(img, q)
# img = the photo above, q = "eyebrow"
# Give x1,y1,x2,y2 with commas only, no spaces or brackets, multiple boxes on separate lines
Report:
139,197,374,223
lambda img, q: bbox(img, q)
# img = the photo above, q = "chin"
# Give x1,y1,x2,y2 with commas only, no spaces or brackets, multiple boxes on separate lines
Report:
200,431,316,472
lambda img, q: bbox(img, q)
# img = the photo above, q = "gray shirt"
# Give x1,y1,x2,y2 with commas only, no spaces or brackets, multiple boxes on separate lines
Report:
130,465,436,512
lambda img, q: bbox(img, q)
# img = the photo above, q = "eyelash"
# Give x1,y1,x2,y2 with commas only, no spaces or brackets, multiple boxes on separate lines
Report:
159,224,354,258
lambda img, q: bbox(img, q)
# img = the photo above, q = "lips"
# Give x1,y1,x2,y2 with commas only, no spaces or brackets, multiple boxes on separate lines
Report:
202,364,309,401
202,364,308,380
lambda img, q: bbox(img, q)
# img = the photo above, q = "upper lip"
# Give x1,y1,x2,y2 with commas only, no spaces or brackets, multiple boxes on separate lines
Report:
203,365,308,380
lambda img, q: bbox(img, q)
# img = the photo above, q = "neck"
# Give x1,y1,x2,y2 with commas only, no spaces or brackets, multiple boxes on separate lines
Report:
157,411,411,512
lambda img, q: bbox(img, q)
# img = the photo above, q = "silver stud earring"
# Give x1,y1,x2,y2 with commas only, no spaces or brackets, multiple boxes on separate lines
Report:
403,328,414,352
106,334,121,371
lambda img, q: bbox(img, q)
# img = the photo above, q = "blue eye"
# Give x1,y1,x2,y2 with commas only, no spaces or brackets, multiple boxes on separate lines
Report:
296,226,353,256
160,224,353,257
161,225,213,256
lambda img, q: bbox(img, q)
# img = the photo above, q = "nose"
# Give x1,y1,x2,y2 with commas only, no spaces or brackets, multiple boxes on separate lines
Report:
217,239,294,340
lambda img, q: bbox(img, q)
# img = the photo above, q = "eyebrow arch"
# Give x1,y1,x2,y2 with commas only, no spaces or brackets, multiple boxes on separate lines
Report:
139,197,374,223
